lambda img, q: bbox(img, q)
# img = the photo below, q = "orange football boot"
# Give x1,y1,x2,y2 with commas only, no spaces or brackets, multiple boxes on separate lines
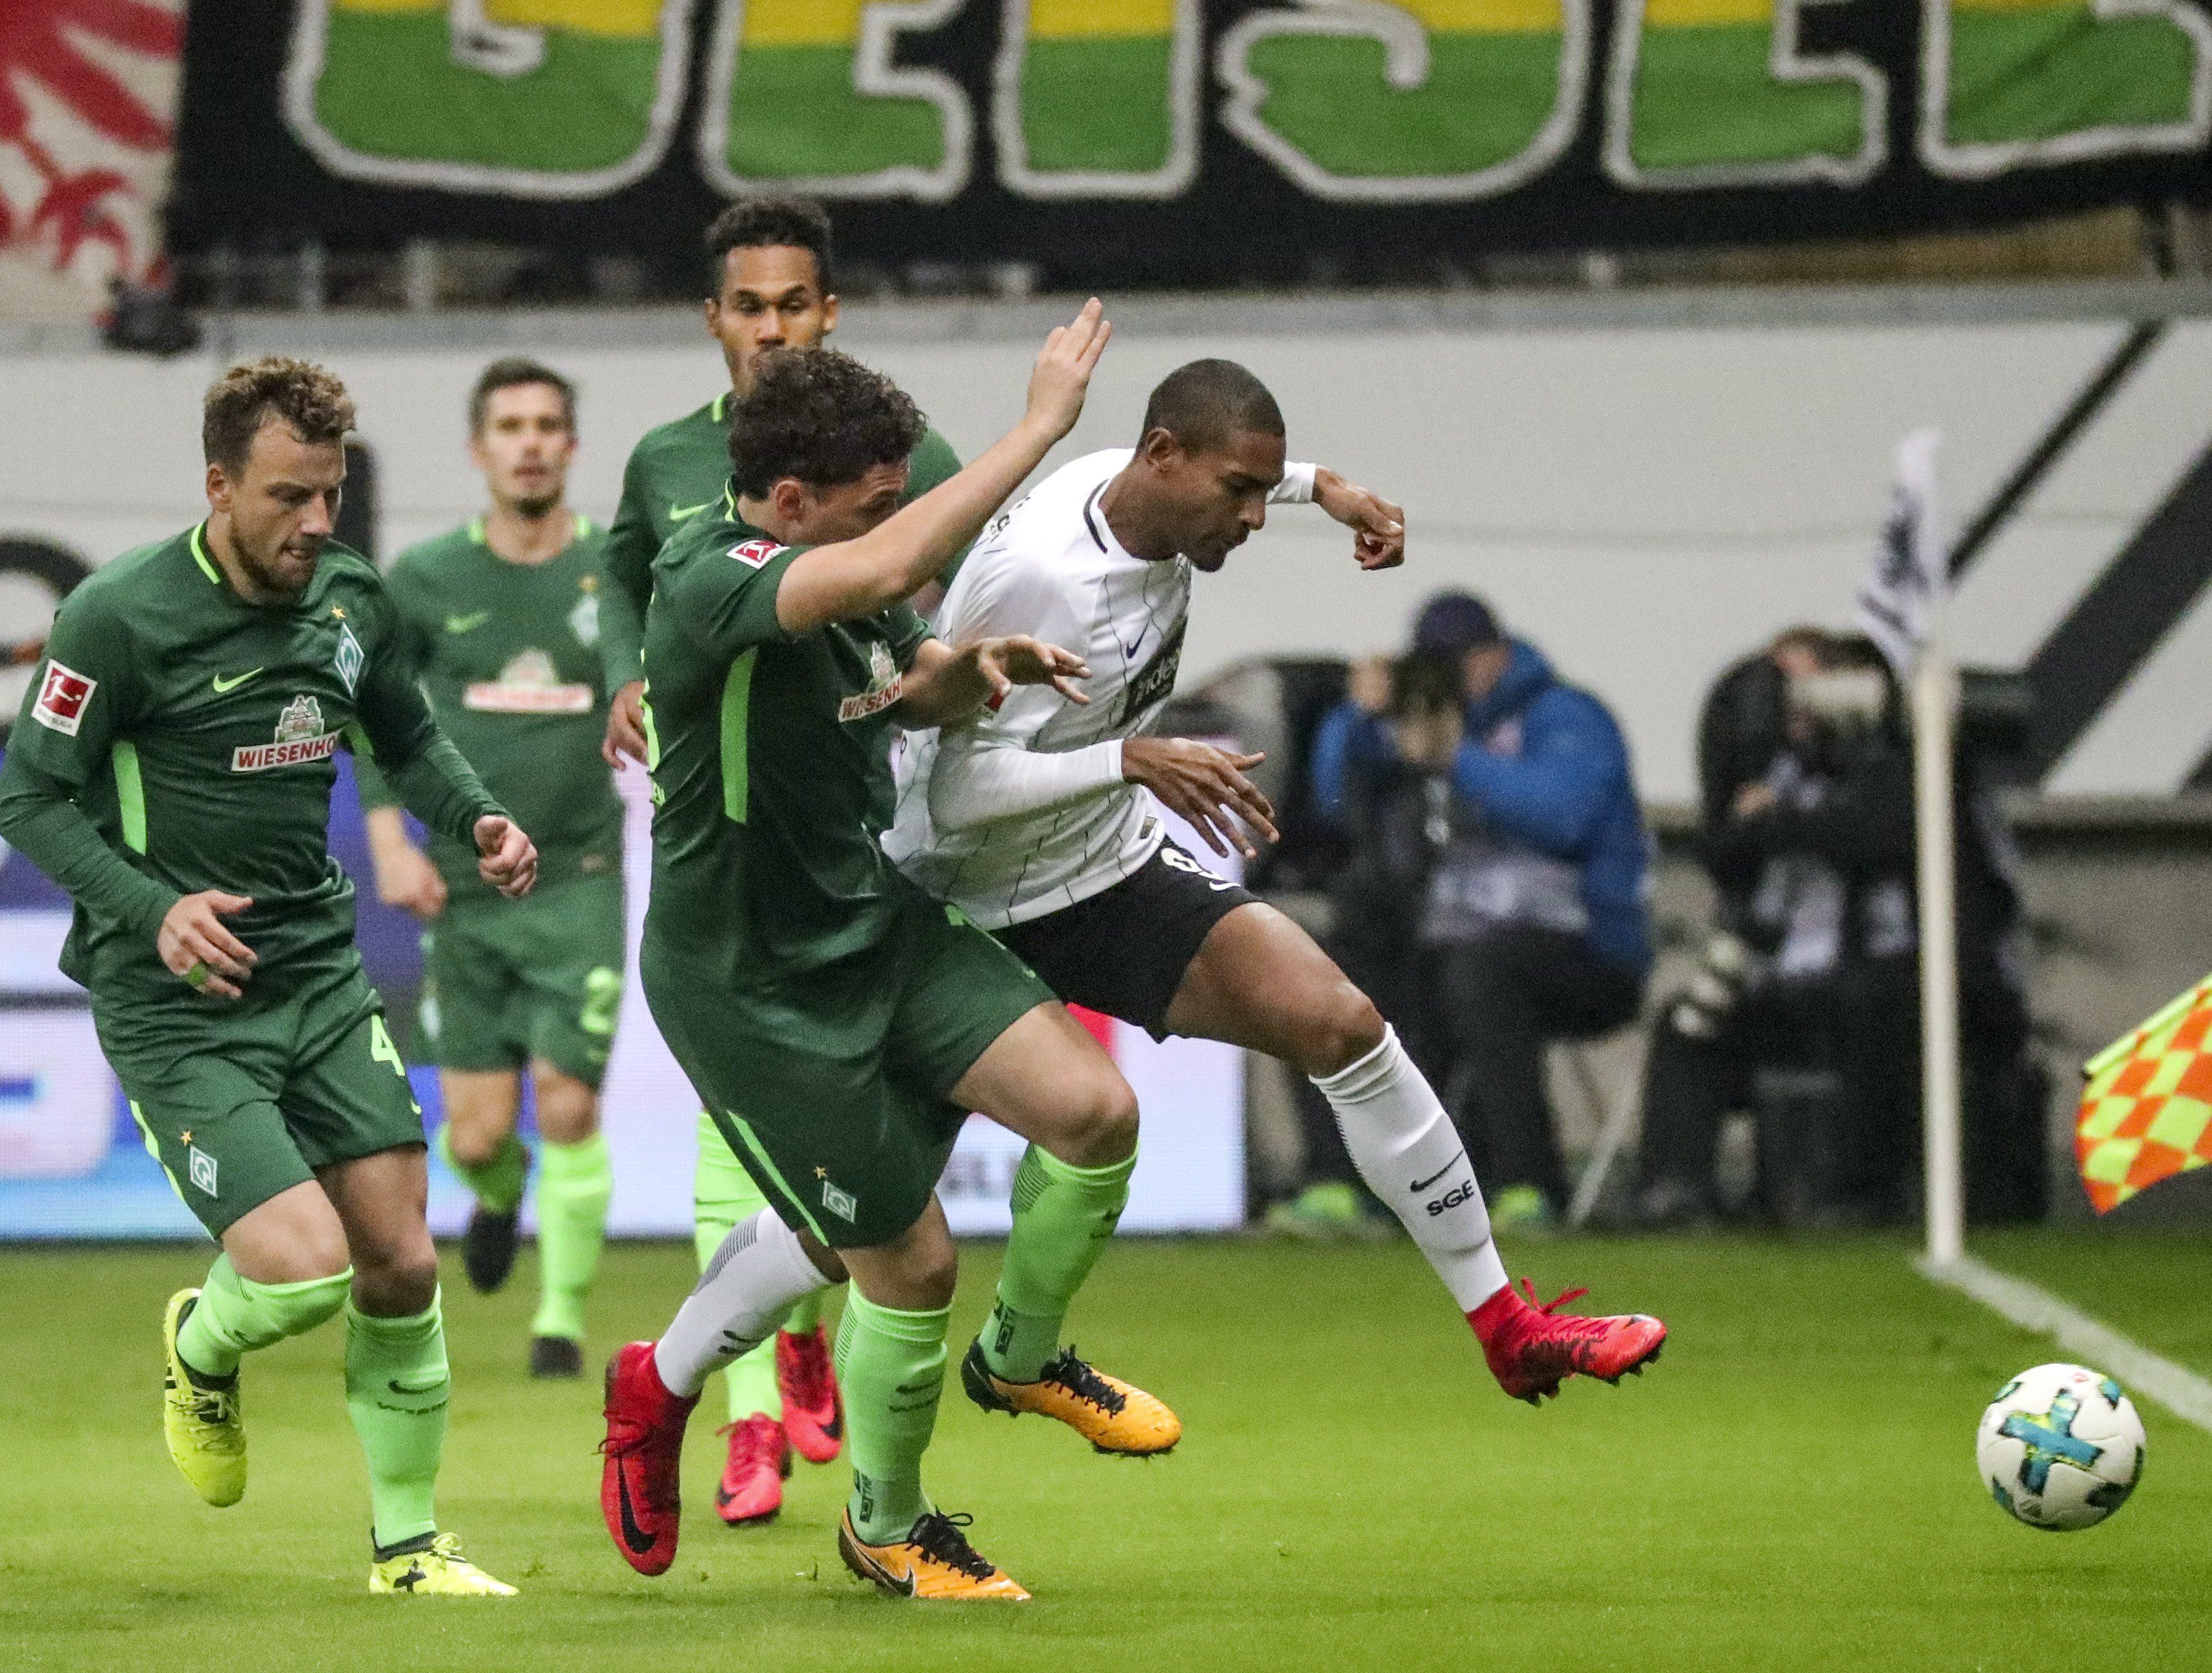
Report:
837,1509,1029,1601
960,1342,1180,1456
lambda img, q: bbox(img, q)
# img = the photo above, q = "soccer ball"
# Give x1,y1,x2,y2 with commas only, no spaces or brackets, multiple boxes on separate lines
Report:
1976,1362,2145,1531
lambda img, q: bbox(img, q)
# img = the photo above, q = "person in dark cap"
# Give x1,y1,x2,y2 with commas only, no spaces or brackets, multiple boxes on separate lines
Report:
1278,591,1651,1236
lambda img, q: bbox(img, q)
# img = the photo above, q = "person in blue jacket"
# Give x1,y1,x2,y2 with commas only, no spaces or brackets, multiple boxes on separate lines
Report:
1296,592,1651,1233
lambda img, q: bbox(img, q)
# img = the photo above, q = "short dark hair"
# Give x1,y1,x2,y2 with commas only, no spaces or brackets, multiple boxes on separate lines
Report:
469,356,576,436
726,347,924,499
202,356,355,474
1138,358,1284,456
705,197,835,296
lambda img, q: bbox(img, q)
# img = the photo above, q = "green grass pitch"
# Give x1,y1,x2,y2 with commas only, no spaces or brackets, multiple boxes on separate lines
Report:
2,1234,2206,1672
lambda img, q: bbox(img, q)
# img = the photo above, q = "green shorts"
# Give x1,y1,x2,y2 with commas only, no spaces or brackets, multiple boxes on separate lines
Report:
94,952,423,1238
422,870,626,1088
643,887,1052,1249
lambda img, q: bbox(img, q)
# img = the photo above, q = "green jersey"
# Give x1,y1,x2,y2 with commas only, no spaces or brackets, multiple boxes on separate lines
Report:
638,496,933,988
356,514,622,896
599,390,962,689
0,524,501,998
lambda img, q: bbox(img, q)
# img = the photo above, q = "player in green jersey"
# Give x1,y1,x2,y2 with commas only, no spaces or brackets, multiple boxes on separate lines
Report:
357,358,624,1380
0,358,537,1595
602,308,1165,1600
597,197,965,1521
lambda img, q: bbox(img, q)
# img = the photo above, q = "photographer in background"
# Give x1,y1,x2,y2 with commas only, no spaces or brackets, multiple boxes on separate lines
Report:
1633,629,2039,1227
1280,593,1651,1236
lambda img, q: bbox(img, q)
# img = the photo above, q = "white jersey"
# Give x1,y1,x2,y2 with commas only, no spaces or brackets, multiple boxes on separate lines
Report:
887,448,1189,928
889,447,1318,925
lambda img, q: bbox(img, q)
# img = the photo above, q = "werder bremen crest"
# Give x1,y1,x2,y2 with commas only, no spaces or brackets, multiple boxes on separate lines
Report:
568,588,600,648
334,623,365,693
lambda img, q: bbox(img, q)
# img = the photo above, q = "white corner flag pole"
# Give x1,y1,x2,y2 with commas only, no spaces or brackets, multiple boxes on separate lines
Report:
1914,557,1966,1268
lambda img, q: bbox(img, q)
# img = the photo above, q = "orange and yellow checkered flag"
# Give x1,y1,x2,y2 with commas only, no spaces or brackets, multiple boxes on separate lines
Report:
2077,971,2212,1214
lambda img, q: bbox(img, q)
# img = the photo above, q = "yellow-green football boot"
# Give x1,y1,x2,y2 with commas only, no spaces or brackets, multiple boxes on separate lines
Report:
161,1288,246,1507
369,1533,520,1597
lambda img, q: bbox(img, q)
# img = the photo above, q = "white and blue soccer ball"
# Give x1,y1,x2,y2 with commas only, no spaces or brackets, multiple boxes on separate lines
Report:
1976,1362,2145,1531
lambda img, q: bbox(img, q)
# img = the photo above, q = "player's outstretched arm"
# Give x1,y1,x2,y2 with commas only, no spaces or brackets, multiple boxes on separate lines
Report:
897,634,1090,728
1311,468,1406,571
773,300,1112,634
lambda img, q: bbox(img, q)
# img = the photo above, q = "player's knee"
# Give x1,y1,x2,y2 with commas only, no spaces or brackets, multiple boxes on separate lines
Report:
530,1063,599,1143
906,1239,960,1309
1300,985,1387,1080
353,1236,440,1315
1055,1073,1139,1168
442,1122,507,1170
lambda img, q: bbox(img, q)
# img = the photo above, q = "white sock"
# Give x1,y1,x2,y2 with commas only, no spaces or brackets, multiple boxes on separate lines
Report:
1312,1025,1509,1312
653,1210,829,1397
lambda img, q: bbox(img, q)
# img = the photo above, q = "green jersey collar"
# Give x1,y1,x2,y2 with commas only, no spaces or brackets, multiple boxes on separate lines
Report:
189,522,222,585
711,391,729,424
468,511,593,551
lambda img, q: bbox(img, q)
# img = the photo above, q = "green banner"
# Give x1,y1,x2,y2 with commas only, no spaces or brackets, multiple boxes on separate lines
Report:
210,2,2212,274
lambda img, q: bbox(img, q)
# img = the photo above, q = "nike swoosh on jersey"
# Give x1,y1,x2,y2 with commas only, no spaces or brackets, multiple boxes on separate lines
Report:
444,612,492,634
669,501,713,522
210,669,262,693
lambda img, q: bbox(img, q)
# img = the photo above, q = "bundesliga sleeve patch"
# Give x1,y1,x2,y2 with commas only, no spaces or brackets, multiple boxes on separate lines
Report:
32,660,95,736
727,538,786,569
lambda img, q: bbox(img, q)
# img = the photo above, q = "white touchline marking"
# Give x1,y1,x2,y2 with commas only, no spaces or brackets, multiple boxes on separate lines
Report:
1917,1252,2212,1435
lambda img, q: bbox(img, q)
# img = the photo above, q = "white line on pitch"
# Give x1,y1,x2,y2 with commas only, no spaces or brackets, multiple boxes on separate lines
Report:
1917,1252,2212,1435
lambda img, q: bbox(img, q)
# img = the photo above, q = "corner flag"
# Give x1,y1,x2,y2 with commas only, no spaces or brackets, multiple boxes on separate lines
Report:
2077,972,2212,1213
1856,427,1943,678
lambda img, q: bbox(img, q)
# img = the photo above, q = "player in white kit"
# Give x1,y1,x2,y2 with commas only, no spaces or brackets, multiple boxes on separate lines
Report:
885,359,1670,1413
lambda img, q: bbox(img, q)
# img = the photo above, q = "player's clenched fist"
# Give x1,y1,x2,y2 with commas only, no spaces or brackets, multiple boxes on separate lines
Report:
1314,468,1406,571
157,890,257,1000
473,815,539,899
1122,736,1279,861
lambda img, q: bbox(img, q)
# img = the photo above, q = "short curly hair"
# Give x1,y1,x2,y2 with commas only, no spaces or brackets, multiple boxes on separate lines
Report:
726,348,924,499
705,197,834,296
203,356,355,475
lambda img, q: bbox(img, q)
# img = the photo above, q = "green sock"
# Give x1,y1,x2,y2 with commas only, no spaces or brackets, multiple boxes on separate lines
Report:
176,1257,351,1380
345,1293,449,1551
531,1132,612,1341
836,1289,948,1545
981,1143,1134,1383
695,1112,780,1423
436,1124,526,1215
784,1289,823,1337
